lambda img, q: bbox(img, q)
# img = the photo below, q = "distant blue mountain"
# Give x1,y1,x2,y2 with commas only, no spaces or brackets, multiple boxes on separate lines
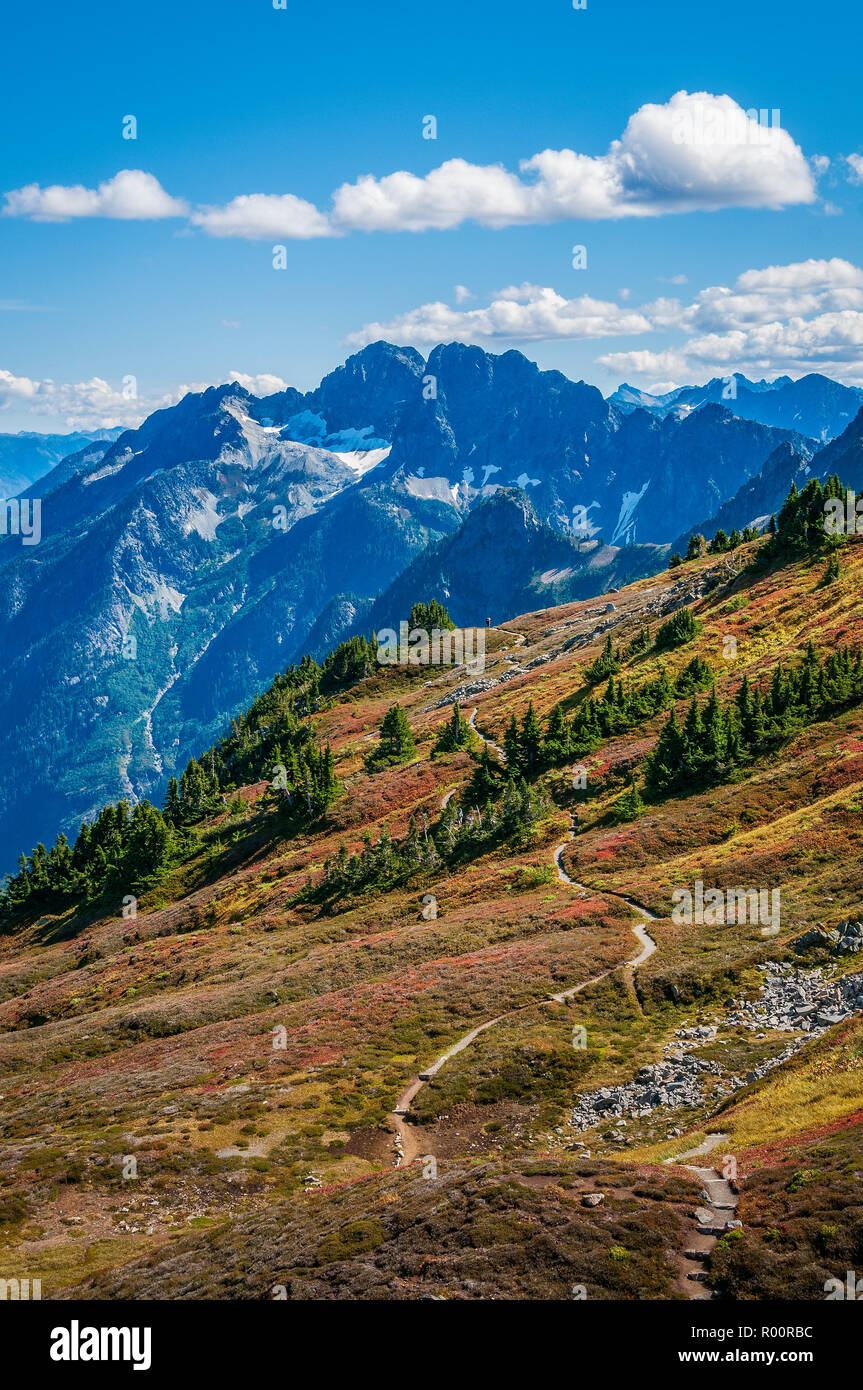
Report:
0,428,122,497
610,372,863,443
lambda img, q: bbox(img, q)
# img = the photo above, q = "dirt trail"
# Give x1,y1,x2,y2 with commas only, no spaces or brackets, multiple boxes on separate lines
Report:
389,825,657,1166
468,706,506,759
551,830,656,989
403,679,732,1298
665,1133,739,1299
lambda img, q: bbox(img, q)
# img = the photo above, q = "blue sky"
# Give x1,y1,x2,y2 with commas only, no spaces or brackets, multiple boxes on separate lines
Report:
1,0,861,431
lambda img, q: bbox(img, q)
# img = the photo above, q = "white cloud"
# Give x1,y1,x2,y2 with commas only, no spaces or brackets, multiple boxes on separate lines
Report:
0,368,293,430
228,370,289,395
454,284,473,303
331,92,815,234
346,283,652,347
598,257,863,387
2,169,187,221
846,153,863,185
3,93,817,241
346,258,863,376
190,193,333,240
0,371,181,429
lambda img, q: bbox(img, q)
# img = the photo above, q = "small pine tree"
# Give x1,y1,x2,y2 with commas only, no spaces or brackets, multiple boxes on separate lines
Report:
584,634,621,683
369,704,416,767
519,702,543,775
655,608,701,651
163,776,182,825
610,782,645,823
820,552,841,587
434,703,475,753
503,714,522,772
466,745,500,802
410,599,455,631
709,528,729,554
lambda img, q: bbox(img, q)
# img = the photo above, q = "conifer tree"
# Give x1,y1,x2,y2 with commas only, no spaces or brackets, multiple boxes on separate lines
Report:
519,703,543,775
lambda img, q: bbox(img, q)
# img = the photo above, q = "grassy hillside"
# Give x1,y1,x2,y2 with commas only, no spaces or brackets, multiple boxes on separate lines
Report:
2,527,862,1299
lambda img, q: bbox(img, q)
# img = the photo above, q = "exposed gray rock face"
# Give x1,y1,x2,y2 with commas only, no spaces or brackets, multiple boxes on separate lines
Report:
794,920,863,954
571,1051,724,1130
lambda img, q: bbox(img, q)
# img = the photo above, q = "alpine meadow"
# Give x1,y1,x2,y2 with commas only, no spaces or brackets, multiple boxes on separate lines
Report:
2,0,863,1367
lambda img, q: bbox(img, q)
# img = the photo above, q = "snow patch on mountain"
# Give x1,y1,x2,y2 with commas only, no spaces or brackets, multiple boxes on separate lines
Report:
611,480,651,544
282,412,390,456
330,445,391,477
404,474,461,504
81,459,129,486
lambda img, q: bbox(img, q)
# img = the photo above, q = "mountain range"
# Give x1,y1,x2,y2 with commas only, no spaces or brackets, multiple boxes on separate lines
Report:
1,343,860,872
0,427,121,498
610,372,863,443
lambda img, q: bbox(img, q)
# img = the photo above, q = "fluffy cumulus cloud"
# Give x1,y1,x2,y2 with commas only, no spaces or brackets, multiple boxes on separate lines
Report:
345,257,863,387
598,258,863,386
2,93,818,238
331,91,814,234
190,193,332,240
227,370,290,395
0,370,183,428
2,170,187,221
346,284,652,347
0,368,292,430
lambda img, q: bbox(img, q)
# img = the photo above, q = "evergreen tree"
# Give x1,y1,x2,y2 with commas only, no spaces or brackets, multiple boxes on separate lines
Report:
610,781,645,823
367,704,416,768
503,714,522,772
820,552,841,587
409,599,455,631
584,634,620,683
644,708,685,795
709,528,729,554
163,777,182,825
519,703,543,776
467,745,500,802
655,608,701,651
434,703,475,753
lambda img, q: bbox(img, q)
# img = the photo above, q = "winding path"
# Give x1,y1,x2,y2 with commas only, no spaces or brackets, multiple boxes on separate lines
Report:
389,819,656,1165
467,706,505,759
393,665,733,1299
